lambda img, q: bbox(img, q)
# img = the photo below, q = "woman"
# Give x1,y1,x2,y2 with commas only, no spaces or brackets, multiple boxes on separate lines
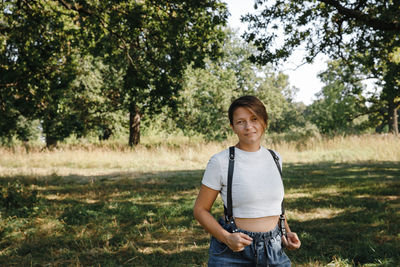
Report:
193,95,301,266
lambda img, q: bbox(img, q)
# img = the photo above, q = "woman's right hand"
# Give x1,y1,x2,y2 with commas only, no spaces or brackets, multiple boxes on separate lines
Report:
224,232,253,252
193,186,253,252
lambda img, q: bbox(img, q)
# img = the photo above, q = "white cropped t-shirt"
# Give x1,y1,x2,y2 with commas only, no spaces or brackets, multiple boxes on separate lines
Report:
201,146,284,218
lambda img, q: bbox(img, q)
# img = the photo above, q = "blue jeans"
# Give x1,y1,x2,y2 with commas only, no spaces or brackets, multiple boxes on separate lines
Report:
208,218,291,266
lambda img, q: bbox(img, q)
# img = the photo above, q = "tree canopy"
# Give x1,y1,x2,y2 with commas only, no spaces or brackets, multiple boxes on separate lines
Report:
1,0,229,146
243,0,400,134
1,1,399,147
307,60,371,134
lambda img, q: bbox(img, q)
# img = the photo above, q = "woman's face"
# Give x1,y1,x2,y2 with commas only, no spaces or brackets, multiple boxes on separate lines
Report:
230,107,265,148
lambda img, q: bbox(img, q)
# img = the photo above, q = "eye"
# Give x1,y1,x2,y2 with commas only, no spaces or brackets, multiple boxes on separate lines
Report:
251,117,258,121
236,120,243,125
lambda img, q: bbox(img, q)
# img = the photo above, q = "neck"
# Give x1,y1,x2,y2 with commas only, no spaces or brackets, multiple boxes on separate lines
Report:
236,142,260,152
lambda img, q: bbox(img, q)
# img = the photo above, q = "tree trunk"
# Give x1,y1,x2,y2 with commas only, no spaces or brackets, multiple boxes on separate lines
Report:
43,119,59,148
45,134,58,148
129,104,141,146
388,100,399,135
392,105,399,135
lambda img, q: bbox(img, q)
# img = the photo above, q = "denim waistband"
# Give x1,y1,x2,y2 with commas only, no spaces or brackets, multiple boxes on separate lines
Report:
236,224,281,242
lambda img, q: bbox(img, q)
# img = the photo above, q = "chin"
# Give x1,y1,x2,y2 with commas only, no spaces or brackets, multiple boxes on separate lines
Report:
243,138,260,144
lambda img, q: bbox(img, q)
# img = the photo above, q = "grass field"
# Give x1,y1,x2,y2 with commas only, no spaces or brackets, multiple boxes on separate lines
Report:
0,134,399,266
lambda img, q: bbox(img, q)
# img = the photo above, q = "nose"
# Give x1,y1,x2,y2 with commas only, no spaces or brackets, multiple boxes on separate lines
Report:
244,120,254,129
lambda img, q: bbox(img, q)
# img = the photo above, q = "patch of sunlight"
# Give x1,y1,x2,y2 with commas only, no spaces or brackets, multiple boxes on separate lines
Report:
327,256,352,267
138,236,206,255
286,192,312,199
149,239,181,245
346,167,368,172
290,207,358,222
35,218,64,235
355,194,399,201
84,199,98,204
314,187,342,195
138,247,156,254
75,227,95,239
45,194,67,200
181,189,199,195
171,195,183,200
139,201,173,206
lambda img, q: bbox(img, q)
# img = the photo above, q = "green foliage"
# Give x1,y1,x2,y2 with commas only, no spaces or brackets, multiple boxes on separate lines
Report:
65,55,127,140
255,71,298,132
4,1,399,144
91,0,229,145
0,181,39,216
244,0,399,65
0,1,229,146
176,61,238,140
273,102,308,133
306,60,373,134
266,122,321,149
173,29,305,140
0,1,83,146
243,0,400,134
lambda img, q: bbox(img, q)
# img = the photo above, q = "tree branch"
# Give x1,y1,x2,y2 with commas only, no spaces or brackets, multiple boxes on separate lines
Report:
319,0,400,31
0,82,18,87
57,0,93,15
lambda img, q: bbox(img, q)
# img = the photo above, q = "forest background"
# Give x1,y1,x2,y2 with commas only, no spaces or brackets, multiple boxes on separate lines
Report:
0,0,399,266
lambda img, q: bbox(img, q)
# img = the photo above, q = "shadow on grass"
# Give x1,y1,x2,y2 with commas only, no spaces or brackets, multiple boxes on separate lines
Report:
0,161,399,266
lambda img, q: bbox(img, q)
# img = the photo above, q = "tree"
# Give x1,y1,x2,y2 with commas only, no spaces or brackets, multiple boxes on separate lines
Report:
60,0,229,146
306,60,371,134
0,1,83,147
243,0,400,134
213,28,299,133
1,1,228,146
176,60,238,140
65,55,127,140
176,29,299,139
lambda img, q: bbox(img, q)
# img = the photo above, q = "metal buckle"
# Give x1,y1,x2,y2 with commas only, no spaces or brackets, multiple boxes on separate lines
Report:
279,215,287,237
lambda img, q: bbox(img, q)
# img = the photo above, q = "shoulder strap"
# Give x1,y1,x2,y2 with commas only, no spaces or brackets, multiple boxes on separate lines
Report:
268,149,282,177
268,149,285,214
225,146,235,221
268,149,287,237
224,147,286,236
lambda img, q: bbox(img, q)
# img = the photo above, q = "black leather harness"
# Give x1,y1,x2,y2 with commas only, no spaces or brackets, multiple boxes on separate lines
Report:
223,146,287,237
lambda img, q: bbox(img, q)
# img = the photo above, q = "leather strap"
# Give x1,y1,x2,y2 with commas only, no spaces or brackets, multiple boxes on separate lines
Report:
224,147,286,237
225,146,235,221
268,149,285,215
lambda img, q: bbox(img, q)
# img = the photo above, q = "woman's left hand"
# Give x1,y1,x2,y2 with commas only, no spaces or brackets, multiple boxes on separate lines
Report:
282,232,301,250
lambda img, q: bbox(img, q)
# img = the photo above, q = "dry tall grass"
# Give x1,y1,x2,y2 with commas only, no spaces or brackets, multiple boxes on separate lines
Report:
0,134,399,178
273,134,400,163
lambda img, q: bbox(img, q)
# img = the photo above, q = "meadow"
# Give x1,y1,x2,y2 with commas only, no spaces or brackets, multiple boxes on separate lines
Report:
0,134,399,266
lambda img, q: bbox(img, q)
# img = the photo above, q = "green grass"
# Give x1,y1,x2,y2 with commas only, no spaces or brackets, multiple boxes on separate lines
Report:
0,160,399,266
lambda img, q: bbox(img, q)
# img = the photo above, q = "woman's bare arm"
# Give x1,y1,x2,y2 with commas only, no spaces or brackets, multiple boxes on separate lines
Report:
193,185,252,251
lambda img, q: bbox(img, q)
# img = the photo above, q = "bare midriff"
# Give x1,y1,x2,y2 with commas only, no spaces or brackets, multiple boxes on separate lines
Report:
235,215,280,232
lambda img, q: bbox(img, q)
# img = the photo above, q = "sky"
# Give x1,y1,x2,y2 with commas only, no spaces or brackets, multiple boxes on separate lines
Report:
225,0,328,105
